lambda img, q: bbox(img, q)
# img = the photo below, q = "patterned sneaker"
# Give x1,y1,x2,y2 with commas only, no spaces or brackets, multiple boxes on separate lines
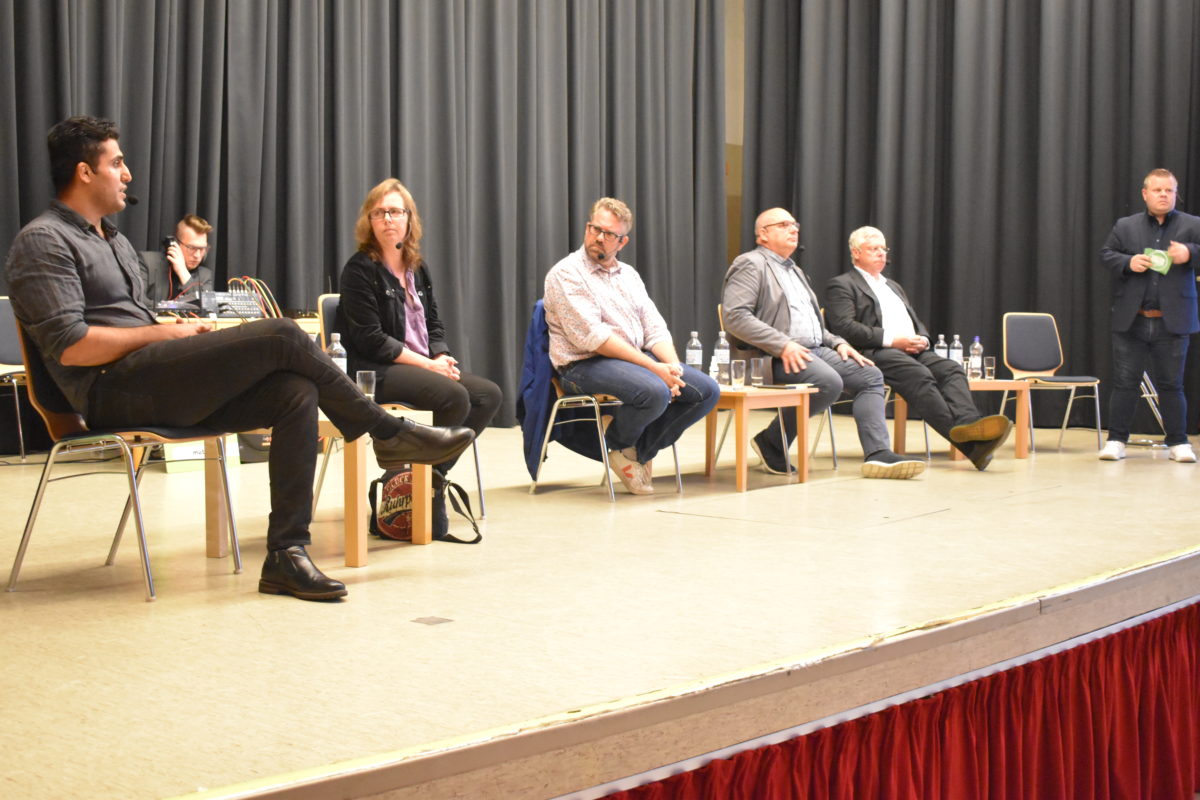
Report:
1098,441,1126,461
1169,443,1197,463
860,450,926,480
608,448,654,494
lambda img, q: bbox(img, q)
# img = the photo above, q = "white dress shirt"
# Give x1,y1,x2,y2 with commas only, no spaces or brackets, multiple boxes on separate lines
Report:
852,265,924,347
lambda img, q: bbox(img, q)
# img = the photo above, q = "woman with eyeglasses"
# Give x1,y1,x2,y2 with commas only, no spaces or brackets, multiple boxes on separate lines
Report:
337,178,502,537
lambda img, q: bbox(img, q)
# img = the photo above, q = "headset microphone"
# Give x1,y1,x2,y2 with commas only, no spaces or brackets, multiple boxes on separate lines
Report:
125,194,139,205
395,241,403,250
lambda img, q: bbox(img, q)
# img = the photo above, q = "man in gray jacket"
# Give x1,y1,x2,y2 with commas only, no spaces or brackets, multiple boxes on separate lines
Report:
721,208,924,479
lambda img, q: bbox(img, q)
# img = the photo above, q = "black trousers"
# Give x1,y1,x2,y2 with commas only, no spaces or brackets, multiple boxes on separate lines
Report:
87,319,392,550
373,364,502,472
868,348,980,440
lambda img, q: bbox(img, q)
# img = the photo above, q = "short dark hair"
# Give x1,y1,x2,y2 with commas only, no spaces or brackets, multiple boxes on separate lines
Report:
47,116,120,192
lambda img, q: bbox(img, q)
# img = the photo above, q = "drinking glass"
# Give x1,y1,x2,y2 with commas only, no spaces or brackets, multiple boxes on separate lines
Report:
750,357,768,386
983,356,996,380
730,359,746,388
356,370,377,402
717,361,731,385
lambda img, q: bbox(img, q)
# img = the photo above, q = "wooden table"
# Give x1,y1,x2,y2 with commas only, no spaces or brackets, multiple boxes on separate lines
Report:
704,385,817,491
893,378,1031,459
203,420,432,568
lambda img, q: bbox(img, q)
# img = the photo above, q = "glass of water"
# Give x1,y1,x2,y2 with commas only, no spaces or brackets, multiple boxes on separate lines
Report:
730,359,746,388
356,370,377,402
750,357,768,386
983,357,996,380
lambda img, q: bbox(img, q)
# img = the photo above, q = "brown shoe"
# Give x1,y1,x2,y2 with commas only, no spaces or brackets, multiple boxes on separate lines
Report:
949,414,1012,444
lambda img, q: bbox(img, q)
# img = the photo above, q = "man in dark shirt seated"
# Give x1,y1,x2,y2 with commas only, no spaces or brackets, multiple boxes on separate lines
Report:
144,213,215,303
4,116,474,601
825,226,1012,470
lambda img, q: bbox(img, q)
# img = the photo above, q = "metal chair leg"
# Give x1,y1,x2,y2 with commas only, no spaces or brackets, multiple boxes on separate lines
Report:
530,399,565,494
215,437,243,573
671,443,683,494
471,439,486,519
312,436,339,515
1056,387,1077,450
6,442,62,592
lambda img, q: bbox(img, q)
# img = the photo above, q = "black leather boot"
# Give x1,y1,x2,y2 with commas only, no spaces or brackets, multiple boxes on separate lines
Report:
259,545,347,601
373,419,474,468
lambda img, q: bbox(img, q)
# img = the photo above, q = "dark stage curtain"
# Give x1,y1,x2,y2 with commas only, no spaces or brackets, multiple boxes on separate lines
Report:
0,0,726,425
605,601,1200,799
741,0,1200,433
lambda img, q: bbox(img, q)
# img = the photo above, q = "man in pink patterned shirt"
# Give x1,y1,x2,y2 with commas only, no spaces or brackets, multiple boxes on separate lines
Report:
543,197,719,494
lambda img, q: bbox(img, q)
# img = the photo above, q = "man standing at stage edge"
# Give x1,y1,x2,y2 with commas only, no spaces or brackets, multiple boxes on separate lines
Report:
1099,168,1200,463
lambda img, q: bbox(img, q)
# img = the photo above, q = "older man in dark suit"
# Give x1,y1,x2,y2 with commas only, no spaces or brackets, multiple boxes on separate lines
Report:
825,226,1011,470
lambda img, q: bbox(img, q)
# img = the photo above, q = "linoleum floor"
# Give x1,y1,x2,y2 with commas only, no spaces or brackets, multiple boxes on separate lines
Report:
0,415,1195,799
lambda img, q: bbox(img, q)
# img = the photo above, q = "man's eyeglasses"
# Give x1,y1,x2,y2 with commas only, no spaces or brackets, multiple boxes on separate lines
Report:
859,245,890,254
181,243,209,255
762,220,799,232
369,207,410,221
586,222,627,243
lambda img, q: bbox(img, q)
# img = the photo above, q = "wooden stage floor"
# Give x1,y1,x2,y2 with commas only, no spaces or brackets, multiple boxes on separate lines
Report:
1,417,1196,799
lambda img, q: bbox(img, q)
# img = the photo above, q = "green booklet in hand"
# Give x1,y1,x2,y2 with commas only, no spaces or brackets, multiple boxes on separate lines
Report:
1144,248,1171,275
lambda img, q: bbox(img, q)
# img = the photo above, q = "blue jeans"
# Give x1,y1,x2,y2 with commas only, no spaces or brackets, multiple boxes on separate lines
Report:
757,345,890,459
560,355,720,462
1108,316,1189,445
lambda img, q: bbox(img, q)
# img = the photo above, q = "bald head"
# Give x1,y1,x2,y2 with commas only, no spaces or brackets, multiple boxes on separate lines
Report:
755,208,799,259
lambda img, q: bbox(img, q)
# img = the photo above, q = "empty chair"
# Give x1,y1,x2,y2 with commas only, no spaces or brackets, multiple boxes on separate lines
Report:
1001,312,1101,450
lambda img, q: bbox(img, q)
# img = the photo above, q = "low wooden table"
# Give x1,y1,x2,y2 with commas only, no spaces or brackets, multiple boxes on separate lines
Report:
893,378,1031,459
202,420,432,568
704,385,817,491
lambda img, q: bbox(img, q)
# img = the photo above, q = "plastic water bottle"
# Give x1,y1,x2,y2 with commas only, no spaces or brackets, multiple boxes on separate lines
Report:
948,334,964,369
934,334,949,360
327,332,348,374
715,331,731,366
685,331,703,370
968,336,983,379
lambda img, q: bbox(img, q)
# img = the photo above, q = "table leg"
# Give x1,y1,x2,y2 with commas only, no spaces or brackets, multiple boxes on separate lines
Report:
343,435,368,566
204,438,228,558
893,395,908,455
735,401,749,492
410,463,432,544
795,397,810,482
1014,386,1030,458
705,409,718,476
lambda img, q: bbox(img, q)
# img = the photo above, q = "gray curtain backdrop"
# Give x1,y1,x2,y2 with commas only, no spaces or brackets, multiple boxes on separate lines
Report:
742,0,1200,431
0,0,726,426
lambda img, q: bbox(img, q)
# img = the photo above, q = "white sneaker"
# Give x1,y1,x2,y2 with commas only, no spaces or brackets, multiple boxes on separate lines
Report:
1098,441,1126,461
608,448,654,494
1169,443,1197,463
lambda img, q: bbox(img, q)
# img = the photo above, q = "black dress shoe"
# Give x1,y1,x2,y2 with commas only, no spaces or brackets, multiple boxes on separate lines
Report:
373,419,474,468
259,545,347,601
965,423,1013,471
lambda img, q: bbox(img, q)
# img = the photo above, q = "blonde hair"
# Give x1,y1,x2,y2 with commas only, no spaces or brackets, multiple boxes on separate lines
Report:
1143,168,1177,189
178,213,213,236
590,197,633,233
355,178,423,269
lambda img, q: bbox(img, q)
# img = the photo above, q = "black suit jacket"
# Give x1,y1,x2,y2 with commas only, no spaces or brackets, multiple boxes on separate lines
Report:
1099,210,1200,335
824,269,929,352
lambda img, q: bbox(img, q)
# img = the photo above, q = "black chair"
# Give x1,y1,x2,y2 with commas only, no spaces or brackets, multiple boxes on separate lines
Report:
312,293,487,517
1001,312,1102,451
0,297,28,460
6,326,242,601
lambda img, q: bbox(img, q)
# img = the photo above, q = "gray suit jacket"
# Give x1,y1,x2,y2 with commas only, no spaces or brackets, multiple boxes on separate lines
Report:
721,246,844,357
